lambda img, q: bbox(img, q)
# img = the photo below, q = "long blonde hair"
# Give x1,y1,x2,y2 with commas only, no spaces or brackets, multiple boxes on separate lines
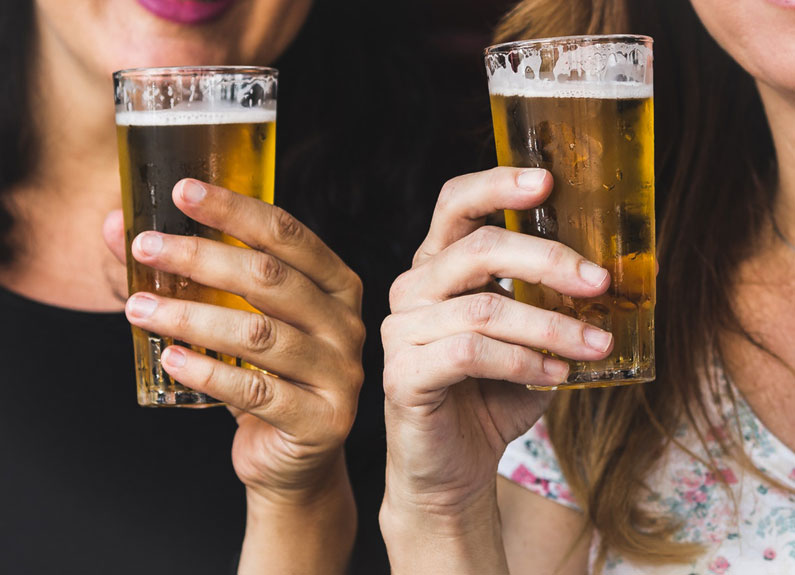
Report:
495,0,785,570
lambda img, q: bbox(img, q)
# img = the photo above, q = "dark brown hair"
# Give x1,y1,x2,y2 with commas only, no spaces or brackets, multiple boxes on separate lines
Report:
0,0,36,264
495,0,779,569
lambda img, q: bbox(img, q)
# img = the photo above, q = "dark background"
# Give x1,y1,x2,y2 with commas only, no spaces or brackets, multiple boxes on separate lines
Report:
274,0,520,571
0,1,523,573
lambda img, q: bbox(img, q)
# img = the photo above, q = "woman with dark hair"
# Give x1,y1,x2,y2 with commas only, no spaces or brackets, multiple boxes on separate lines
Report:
380,0,795,573
0,0,431,572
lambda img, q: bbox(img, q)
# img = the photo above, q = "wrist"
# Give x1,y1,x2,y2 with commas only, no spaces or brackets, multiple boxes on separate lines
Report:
239,450,357,575
380,477,509,575
245,447,348,510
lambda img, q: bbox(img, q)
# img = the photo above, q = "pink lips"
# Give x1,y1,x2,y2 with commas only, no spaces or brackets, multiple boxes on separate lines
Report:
137,0,236,24
766,0,795,7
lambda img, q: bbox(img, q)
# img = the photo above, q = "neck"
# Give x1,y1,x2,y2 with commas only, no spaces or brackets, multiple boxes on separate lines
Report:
0,7,127,311
758,80,795,240
724,80,795,451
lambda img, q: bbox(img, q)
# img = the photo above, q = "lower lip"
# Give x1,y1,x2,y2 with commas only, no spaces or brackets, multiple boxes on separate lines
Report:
136,0,237,24
766,0,795,7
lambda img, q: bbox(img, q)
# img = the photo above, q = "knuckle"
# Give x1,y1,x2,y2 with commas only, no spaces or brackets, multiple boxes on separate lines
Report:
243,313,275,353
347,313,366,347
179,235,202,268
327,404,356,443
436,177,460,212
249,252,286,288
505,346,530,380
336,308,366,351
543,241,568,269
464,293,502,328
243,370,272,411
199,360,219,389
412,244,433,267
388,271,413,311
382,362,400,400
448,333,481,370
174,302,193,331
382,348,410,401
465,226,501,257
486,166,512,189
542,312,563,343
271,208,303,244
344,361,365,391
380,314,399,345
345,270,364,302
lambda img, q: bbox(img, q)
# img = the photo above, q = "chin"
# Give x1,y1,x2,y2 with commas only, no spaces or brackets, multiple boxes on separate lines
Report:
36,0,290,82
735,39,795,97
98,2,255,75
690,0,795,92
103,37,237,76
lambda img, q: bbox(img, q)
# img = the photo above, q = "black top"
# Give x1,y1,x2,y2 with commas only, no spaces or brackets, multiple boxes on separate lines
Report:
0,2,500,571
0,285,388,574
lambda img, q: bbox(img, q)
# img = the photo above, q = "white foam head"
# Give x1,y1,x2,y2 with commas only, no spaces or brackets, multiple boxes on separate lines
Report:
116,102,276,126
488,81,653,100
486,40,653,99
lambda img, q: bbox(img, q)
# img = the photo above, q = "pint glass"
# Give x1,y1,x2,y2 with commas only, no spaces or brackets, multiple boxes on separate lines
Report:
484,36,655,389
114,67,277,407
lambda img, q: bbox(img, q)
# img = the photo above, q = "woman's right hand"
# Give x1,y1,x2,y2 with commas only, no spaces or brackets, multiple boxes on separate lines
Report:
379,167,613,574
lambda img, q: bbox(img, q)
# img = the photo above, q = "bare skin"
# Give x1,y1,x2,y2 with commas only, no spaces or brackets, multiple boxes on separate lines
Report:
1,1,364,572
2,0,311,310
379,167,613,572
381,1,795,573
689,0,795,455
723,223,795,455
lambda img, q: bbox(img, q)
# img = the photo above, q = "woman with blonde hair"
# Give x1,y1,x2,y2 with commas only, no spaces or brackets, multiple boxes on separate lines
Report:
380,0,795,573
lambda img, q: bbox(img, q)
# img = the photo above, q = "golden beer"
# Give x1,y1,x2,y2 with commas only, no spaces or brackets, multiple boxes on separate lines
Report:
485,37,655,388
114,67,277,406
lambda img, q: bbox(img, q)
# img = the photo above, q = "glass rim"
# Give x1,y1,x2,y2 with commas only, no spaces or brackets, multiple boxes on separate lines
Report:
113,65,278,80
484,34,653,56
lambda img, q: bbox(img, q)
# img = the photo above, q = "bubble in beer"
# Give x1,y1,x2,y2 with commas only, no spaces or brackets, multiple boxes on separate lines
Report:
486,37,656,386
117,99,277,406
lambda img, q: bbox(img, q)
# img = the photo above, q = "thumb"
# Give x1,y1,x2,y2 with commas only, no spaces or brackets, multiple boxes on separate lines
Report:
102,209,127,265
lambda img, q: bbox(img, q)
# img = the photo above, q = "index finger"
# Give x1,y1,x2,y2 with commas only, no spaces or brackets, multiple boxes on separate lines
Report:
172,179,362,305
413,167,552,266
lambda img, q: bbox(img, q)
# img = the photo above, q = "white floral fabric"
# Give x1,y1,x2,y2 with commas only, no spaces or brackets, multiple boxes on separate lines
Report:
498,371,795,574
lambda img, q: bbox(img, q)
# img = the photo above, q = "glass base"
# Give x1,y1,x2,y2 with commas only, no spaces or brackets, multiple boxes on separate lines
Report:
528,363,654,391
132,327,224,408
138,388,224,408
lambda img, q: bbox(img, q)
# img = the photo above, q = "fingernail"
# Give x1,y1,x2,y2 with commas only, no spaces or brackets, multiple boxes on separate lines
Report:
127,294,158,319
578,260,609,287
180,180,207,204
162,347,186,369
542,357,570,381
136,232,163,256
584,326,613,353
517,169,546,190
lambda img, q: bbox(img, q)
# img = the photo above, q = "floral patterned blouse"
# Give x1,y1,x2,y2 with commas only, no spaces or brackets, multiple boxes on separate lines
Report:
498,370,795,574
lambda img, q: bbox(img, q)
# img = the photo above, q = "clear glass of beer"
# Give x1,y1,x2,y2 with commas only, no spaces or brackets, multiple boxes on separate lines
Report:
114,66,277,407
484,36,655,389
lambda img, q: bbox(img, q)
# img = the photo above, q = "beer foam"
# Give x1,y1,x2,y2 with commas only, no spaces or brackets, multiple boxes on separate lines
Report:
486,40,653,99
489,82,653,99
116,106,276,126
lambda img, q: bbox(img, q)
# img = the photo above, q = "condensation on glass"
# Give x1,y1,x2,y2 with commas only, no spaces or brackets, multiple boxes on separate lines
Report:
114,66,277,406
484,36,655,389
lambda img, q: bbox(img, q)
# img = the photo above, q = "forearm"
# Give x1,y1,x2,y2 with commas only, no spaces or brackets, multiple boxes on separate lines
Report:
238,451,357,575
380,480,510,575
